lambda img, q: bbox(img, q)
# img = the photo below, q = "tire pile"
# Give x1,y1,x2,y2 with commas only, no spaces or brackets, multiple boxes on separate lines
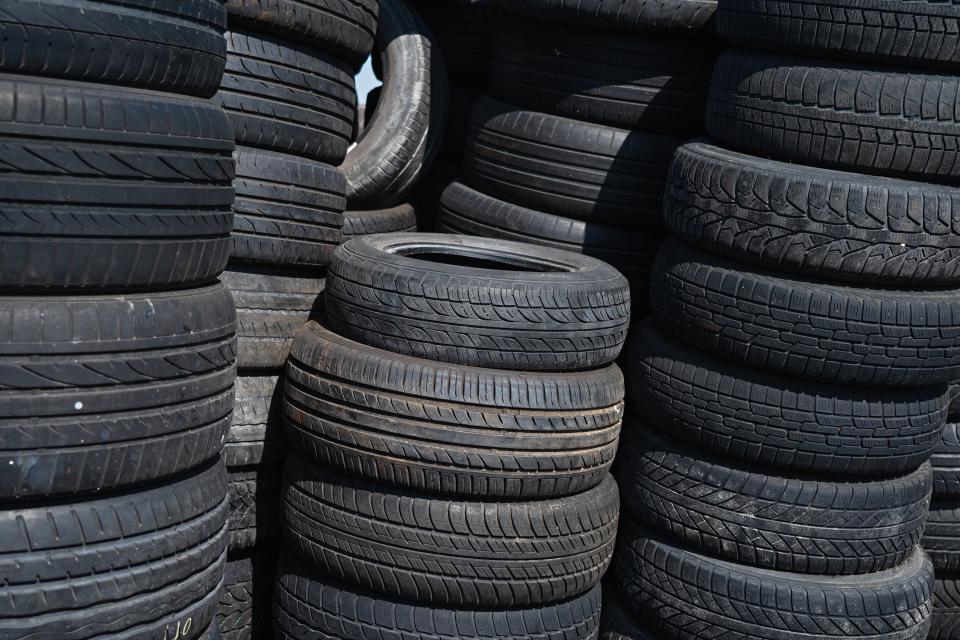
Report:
603,1,960,638
0,2,237,639
435,0,718,308
274,232,631,639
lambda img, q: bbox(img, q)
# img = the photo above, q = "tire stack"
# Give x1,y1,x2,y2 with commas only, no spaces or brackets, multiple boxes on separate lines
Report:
210,1,379,638
605,1,960,638
0,2,237,639
436,0,718,309
275,233,630,640
927,415,960,639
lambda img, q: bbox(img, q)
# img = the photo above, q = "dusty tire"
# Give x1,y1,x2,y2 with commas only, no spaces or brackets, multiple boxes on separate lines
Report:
0,0,227,97
490,0,717,34
934,423,960,496
342,204,418,239
924,501,960,571
325,233,631,371
651,237,960,387
0,461,229,640
282,452,620,606
217,552,278,640
0,74,234,290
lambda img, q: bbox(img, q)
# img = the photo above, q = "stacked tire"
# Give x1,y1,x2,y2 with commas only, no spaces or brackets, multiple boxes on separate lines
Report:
926,409,960,639
604,2,960,637
276,232,631,640
0,2,238,639
210,1,379,638
435,0,718,309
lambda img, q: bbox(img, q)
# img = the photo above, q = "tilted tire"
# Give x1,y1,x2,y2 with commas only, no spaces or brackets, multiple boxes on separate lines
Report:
651,237,960,386
934,423,960,496
342,204,418,239
217,552,278,640
923,501,960,571
624,319,949,475
325,233,631,371
282,452,620,606
0,285,236,500
490,0,717,34
285,322,623,498
275,552,604,640
0,461,229,640
0,74,234,290
665,141,960,285
0,0,227,97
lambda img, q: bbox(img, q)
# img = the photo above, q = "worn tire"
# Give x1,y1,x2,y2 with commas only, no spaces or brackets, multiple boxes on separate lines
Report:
923,501,960,571
222,267,325,371
217,552,278,640
342,204,418,239
490,0,716,33
0,74,234,290
275,552,603,640
228,465,283,552
285,322,623,498
490,16,715,133
934,423,960,496
0,286,236,500
651,237,960,386
0,0,227,97
707,50,960,182
625,319,948,475
282,452,620,606
325,233,631,371
231,147,345,268
930,575,960,640
616,522,935,640
0,461,229,640
227,375,285,468
464,97,681,227
717,0,960,70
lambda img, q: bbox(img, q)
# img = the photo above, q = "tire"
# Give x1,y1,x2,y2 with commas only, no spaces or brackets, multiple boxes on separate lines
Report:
231,147,346,268
275,552,603,640
463,96,682,228
227,375,286,468
930,575,960,640
225,0,379,67
490,0,716,34
217,552,278,640
601,594,659,640
616,522,934,640
342,0,449,208
923,501,960,571
625,319,949,475
0,461,229,640
0,285,236,500
0,0,227,97
325,233,631,371
285,322,624,498
228,465,284,552
0,74,234,291
221,267,325,371
706,50,960,182
489,15,716,133
667,141,960,284
342,203,418,239
412,0,495,80
617,420,931,575
934,423,960,496
282,452,620,606
717,0,960,70
651,237,960,387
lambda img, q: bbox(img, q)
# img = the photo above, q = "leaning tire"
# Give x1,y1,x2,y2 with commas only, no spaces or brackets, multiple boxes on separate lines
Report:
325,233,631,371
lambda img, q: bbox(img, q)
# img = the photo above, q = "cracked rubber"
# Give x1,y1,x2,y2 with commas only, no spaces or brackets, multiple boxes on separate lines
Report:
665,141,960,285
934,423,960,496
325,233,631,371
0,460,229,640
707,50,960,182
0,74,234,291
0,285,236,500
625,319,949,476
217,551,278,640
930,575,960,640
282,451,620,607
490,0,717,33
0,0,227,96
923,501,960,571
650,237,960,387
285,322,623,498
342,204,418,239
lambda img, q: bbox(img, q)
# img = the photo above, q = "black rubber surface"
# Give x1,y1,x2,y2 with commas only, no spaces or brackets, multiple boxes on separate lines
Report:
0,74,234,290
490,0,717,33
412,0,495,79
707,50,960,182
651,237,960,387
285,322,624,498
282,452,620,607
923,501,960,571
616,521,934,640
342,204,418,239
625,319,949,475
275,552,604,640
0,0,227,97
463,96,682,228
228,464,283,552
930,574,960,640
227,375,286,469
231,147,345,268
0,460,229,640
0,285,236,500
601,593,660,640
666,141,960,285
934,423,960,496
217,551,278,640
490,15,716,133
325,233,631,371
